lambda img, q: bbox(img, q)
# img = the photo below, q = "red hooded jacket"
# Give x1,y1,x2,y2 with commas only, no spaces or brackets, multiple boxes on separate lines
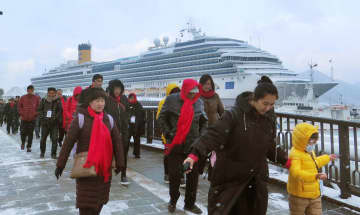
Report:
65,86,82,130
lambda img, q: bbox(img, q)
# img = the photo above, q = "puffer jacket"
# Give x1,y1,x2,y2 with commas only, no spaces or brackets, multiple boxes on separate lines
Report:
287,123,330,199
156,83,180,144
189,91,287,215
201,93,224,126
18,94,40,121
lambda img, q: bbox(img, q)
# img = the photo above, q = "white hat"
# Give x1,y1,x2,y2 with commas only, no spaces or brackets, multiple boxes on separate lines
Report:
189,86,199,93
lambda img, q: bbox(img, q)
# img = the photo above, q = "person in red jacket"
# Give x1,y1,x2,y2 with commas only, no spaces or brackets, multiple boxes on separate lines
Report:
18,85,40,152
65,86,82,130
57,89,67,147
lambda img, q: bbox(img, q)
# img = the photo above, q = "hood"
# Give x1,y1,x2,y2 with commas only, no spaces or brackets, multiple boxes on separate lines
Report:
180,79,200,101
292,123,319,151
73,86,82,97
166,83,180,96
235,91,254,113
108,79,125,97
128,93,138,104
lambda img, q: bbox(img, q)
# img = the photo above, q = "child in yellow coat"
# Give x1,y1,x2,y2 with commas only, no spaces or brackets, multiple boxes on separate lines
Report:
287,123,337,215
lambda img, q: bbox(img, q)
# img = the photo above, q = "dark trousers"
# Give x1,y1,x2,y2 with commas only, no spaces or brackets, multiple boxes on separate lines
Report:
79,205,103,215
164,154,169,175
129,131,141,157
34,117,40,138
0,112,3,126
58,126,66,144
168,153,199,207
121,140,130,177
6,119,16,134
20,120,35,149
14,119,19,133
40,123,58,155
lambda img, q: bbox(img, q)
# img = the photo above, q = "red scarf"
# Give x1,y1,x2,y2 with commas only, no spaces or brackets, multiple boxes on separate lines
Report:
201,89,215,98
115,96,125,111
10,102,14,108
83,106,113,182
165,79,201,155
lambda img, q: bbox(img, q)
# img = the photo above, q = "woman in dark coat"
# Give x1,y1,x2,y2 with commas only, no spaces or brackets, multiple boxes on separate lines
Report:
127,93,145,158
55,88,125,215
184,76,288,215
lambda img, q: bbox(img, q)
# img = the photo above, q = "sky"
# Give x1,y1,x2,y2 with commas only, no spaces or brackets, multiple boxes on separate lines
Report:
0,0,359,92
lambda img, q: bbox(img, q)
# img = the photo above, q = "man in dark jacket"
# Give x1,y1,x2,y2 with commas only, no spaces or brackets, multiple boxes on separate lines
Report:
4,98,18,135
127,93,145,159
105,79,130,185
0,99,5,126
78,74,103,108
38,87,62,159
56,89,67,147
18,85,40,152
158,79,207,214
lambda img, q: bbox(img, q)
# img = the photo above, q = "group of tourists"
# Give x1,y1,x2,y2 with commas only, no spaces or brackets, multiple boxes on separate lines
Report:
0,73,337,215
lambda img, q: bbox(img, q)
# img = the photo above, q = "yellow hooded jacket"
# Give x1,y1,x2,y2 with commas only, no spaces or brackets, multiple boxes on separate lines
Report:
156,83,180,144
287,123,330,199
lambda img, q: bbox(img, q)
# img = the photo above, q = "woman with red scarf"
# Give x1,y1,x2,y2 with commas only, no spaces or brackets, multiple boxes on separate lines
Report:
158,79,208,214
55,88,125,215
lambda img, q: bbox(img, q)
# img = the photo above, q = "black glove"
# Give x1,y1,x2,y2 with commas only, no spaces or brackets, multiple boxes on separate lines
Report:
55,167,64,180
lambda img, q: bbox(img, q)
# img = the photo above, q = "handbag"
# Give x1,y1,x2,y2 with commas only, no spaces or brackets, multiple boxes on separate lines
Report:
70,152,97,179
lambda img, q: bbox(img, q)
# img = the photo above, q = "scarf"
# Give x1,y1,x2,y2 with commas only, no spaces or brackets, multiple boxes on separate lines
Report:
115,96,125,111
165,79,201,155
10,102,14,108
83,106,113,182
200,84,215,98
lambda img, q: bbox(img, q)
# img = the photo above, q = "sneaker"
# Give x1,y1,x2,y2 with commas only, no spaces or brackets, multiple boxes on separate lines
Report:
40,153,44,158
120,176,130,185
184,205,202,214
168,202,176,213
180,178,186,188
21,144,25,150
164,174,170,184
51,154,57,159
58,142,62,147
27,148,31,152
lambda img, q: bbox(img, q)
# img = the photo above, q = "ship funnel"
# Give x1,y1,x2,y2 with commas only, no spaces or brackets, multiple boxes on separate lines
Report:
78,43,91,64
154,38,161,47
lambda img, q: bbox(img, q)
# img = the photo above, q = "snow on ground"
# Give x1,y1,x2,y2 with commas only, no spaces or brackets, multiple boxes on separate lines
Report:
101,200,129,214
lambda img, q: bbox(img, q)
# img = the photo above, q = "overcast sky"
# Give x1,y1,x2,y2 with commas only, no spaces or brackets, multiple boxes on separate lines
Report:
0,0,359,92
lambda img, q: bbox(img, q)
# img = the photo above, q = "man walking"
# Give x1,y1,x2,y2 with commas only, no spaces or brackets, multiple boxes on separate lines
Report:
158,79,207,214
18,85,40,152
38,87,62,159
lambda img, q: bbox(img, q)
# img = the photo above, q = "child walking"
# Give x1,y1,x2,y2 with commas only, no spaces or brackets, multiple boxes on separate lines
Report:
287,123,337,215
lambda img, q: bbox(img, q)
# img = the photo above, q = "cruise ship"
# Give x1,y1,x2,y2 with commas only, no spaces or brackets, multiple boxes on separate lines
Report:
31,25,337,105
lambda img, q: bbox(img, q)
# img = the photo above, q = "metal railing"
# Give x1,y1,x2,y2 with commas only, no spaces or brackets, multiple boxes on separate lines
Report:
141,107,360,198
